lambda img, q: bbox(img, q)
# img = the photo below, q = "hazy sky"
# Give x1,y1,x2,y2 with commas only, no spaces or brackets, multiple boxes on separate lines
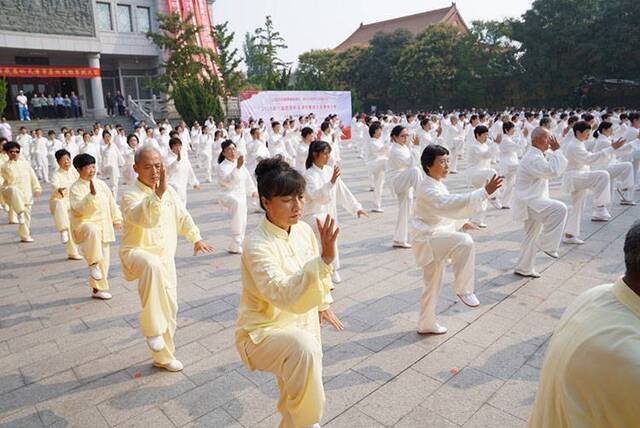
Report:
210,0,535,66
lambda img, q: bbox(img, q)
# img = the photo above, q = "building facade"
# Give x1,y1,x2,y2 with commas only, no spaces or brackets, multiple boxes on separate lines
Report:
0,0,215,120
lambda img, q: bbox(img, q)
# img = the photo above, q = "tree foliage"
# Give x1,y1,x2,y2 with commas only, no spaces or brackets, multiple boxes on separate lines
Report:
212,21,244,97
243,16,290,89
172,77,224,125
0,78,7,116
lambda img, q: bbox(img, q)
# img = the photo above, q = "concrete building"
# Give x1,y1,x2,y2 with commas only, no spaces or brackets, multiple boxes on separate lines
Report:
335,3,468,52
0,0,216,120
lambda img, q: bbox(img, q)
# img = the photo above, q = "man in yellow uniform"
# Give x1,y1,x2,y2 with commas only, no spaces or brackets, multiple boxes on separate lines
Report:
0,141,41,242
529,221,640,427
69,153,122,300
49,149,82,260
119,146,213,372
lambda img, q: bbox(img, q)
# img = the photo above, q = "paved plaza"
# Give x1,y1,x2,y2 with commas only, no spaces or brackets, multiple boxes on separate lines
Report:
0,147,635,427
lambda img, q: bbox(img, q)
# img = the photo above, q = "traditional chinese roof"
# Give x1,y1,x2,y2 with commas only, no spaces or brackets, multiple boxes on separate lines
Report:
335,3,468,51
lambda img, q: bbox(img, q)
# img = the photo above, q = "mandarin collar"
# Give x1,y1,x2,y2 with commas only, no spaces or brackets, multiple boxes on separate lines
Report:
261,217,291,240
613,276,640,318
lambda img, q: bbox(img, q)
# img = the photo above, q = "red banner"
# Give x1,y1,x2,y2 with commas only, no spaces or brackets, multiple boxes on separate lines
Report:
0,65,101,79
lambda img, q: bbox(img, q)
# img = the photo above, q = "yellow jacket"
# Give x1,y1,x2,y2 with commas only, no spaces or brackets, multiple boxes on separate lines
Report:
119,180,202,281
235,218,333,370
49,167,79,204
69,178,122,243
0,158,41,204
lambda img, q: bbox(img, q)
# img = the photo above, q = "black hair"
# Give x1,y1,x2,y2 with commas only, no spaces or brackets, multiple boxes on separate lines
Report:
3,141,20,152
255,156,306,210
127,134,139,147
320,121,331,132
73,153,96,170
540,117,551,127
55,149,70,162
305,140,331,169
572,120,592,136
593,121,613,138
102,130,112,138
169,137,182,149
301,127,314,139
474,125,489,138
629,112,640,123
624,220,640,278
420,118,430,128
390,125,405,140
502,121,515,134
369,122,382,138
271,121,280,129
218,139,236,164
567,116,579,126
214,130,223,139
250,127,260,137
420,144,449,175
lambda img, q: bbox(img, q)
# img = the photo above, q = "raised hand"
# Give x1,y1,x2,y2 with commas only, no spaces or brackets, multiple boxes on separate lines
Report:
319,307,344,331
237,155,245,169
484,174,504,196
317,215,340,266
155,163,167,198
411,134,420,146
193,240,215,256
89,179,96,196
612,138,626,150
331,165,341,184
58,188,66,197
548,135,561,151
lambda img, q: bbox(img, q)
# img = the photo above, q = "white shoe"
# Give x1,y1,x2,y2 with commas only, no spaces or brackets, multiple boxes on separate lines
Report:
392,241,412,249
457,292,480,307
68,254,83,260
476,223,488,229
369,187,374,192
543,250,560,259
489,198,502,210
153,359,183,372
61,230,69,244
20,236,34,243
17,212,25,224
228,244,243,254
92,290,112,300
418,323,448,335
371,208,384,213
89,264,103,281
563,236,584,245
591,207,611,222
514,270,541,278
146,335,166,352
331,271,341,284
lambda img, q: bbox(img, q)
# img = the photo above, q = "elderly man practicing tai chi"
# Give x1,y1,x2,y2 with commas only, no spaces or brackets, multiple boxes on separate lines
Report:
513,127,568,278
119,146,214,372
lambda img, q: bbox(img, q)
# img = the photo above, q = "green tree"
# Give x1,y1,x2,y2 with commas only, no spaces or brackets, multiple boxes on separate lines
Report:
212,21,244,97
244,16,290,89
294,49,338,90
0,78,7,116
172,77,224,125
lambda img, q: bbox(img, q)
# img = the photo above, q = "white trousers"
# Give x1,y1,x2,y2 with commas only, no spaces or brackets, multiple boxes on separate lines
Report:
102,165,120,198
598,162,634,201
468,168,496,224
200,153,213,181
514,201,567,274
33,153,49,182
219,193,247,250
499,163,519,208
415,232,475,331
564,170,610,237
448,139,464,172
368,159,386,210
390,166,422,244
620,146,640,185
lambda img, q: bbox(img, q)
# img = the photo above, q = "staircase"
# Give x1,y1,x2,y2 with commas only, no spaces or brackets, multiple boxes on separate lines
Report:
6,116,136,133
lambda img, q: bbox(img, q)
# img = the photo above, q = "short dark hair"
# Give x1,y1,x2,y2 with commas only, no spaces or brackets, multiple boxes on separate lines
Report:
474,125,489,138
169,137,182,149
369,122,382,138
572,120,591,136
502,121,515,134
390,125,405,139
624,221,640,277
255,156,306,210
421,144,449,175
3,141,20,152
301,127,314,139
55,149,70,162
73,153,96,170
218,139,235,163
306,140,331,169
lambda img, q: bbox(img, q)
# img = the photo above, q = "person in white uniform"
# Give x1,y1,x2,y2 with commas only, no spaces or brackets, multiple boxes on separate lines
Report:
513,127,568,278
498,121,527,209
101,131,124,198
166,138,200,206
304,140,367,284
412,144,503,334
216,140,257,254
366,122,389,213
386,125,423,248
563,121,624,244
294,127,313,173
466,125,502,227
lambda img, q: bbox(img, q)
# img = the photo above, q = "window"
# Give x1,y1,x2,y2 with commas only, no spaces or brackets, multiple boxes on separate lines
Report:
96,2,113,31
117,4,133,32
136,6,151,33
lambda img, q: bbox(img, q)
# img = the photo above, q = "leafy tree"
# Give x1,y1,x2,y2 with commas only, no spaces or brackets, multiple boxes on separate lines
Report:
212,21,244,97
0,78,7,116
244,16,290,89
294,49,338,90
172,77,224,125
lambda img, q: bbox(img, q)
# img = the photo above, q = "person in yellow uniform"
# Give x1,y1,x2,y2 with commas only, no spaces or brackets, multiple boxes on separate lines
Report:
119,146,214,372
0,137,10,216
69,153,122,300
0,141,41,242
49,149,82,260
529,221,640,427
235,156,344,428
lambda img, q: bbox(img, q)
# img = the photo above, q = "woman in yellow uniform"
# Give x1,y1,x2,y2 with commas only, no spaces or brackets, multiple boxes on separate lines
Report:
235,156,344,428
49,149,82,260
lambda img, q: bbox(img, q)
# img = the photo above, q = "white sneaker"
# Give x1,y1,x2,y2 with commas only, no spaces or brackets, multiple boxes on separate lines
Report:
153,359,183,372
146,335,166,352
563,236,584,245
92,290,112,300
17,212,25,224
458,293,480,307
514,270,542,278
476,223,488,229
392,241,412,249
591,207,611,222
89,264,103,281
371,208,384,213
332,271,342,284
61,230,69,244
418,323,448,335
20,236,34,243
68,254,83,260
228,243,243,254
489,198,502,210
543,250,560,259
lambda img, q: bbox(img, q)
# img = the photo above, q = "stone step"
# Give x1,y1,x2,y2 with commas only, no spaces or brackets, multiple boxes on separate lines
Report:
6,116,136,133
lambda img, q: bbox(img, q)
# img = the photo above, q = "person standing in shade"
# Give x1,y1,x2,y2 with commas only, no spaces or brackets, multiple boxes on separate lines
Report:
0,141,41,242
512,127,568,278
120,146,214,372
69,154,122,300
49,149,82,260
529,221,640,427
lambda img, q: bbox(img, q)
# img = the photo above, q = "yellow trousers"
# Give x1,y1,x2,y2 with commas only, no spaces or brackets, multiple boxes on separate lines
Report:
74,223,110,291
2,186,32,240
121,248,178,365
242,329,324,428
49,199,80,258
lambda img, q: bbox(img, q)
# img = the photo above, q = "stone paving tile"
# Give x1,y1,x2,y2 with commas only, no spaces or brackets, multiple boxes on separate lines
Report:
0,147,636,427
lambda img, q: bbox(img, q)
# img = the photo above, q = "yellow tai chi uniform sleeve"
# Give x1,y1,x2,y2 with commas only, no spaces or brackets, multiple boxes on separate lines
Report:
1,158,41,240
49,168,80,257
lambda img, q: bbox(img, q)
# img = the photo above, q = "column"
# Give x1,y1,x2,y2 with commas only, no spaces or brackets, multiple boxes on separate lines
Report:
87,53,107,118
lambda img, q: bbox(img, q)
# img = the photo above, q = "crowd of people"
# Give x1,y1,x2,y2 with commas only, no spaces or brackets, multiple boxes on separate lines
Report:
13,89,127,121
1,107,639,427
